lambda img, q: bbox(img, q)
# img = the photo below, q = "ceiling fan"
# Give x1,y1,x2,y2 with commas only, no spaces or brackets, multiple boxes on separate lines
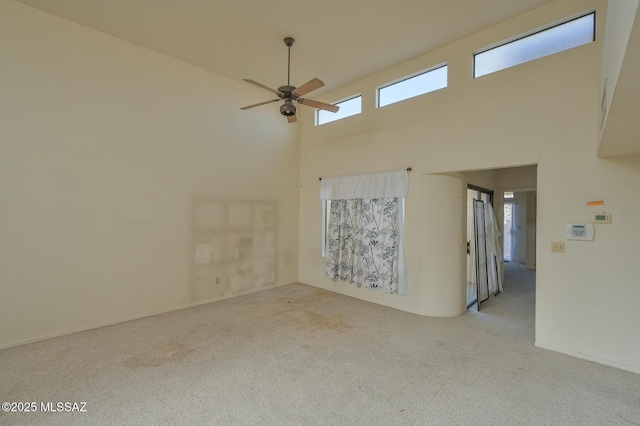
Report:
240,37,339,123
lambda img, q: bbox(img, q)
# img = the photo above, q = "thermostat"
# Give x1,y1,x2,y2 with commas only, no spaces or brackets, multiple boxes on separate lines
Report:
565,224,594,241
591,213,611,224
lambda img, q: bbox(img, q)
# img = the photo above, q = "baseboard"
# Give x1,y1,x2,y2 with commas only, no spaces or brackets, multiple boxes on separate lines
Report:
535,341,640,375
0,282,290,351
300,280,465,318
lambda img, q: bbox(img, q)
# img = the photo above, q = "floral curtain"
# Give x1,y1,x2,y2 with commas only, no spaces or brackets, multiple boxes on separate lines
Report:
326,198,400,293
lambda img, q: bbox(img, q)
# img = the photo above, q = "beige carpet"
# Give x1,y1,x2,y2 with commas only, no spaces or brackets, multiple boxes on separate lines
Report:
1,264,639,425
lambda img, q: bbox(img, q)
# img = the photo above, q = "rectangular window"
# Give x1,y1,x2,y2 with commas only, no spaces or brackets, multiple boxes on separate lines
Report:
316,95,362,126
474,12,595,78
378,65,448,107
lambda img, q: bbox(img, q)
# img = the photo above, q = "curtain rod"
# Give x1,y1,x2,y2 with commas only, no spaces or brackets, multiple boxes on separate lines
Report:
319,168,411,181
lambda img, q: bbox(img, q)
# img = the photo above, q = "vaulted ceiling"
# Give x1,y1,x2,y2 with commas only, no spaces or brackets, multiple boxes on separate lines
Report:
13,0,640,157
14,0,556,92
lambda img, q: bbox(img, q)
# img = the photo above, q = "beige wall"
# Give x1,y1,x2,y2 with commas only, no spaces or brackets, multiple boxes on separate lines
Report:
513,192,529,264
0,2,299,348
498,166,538,190
298,0,640,373
526,191,537,270
510,190,537,269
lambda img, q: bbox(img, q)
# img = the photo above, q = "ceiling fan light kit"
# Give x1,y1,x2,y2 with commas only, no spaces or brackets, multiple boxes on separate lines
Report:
240,37,339,123
280,99,296,116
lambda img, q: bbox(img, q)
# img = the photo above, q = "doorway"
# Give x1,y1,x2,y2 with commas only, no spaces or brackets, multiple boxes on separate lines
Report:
504,192,515,262
502,190,537,270
458,165,537,345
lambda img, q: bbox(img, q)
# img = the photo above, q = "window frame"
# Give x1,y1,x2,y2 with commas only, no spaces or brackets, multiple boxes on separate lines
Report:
473,11,596,78
315,94,362,126
376,63,448,108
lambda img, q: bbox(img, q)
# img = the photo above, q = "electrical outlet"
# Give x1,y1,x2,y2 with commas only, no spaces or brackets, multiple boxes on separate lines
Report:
551,242,565,253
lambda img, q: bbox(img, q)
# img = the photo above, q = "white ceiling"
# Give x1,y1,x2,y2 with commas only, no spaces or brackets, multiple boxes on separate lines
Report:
15,0,556,93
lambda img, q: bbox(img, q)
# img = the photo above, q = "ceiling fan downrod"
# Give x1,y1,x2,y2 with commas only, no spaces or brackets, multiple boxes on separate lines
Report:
284,37,295,86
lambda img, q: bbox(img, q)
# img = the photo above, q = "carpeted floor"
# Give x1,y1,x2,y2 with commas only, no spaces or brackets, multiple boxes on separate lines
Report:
1,264,638,425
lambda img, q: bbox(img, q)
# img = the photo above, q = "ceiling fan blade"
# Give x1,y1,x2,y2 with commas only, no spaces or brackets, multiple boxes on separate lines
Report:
292,78,324,97
243,79,281,95
297,98,339,113
287,114,297,123
240,99,280,110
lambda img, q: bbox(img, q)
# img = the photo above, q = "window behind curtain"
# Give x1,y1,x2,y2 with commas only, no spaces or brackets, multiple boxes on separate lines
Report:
320,169,409,294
